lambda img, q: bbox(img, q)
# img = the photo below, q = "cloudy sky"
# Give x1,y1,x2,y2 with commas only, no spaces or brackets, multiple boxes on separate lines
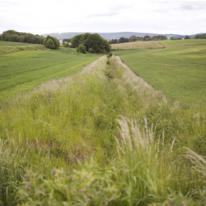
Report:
1,0,206,34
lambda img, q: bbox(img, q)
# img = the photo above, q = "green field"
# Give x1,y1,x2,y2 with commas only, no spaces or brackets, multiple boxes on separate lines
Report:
0,40,206,206
114,39,206,104
0,41,98,100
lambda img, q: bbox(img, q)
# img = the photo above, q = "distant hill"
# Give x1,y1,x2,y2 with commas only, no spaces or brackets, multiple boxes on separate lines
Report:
48,32,184,40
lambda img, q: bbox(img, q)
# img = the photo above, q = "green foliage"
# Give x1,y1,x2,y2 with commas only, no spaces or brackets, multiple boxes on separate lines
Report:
185,35,191,39
84,33,111,53
16,119,206,206
1,30,45,44
110,35,167,44
62,39,71,47
77,44,87,53
170,36,183,40
71,33,111,53
0,140,26,206
195,33,206,39
44,36,60,49
71,33,90,48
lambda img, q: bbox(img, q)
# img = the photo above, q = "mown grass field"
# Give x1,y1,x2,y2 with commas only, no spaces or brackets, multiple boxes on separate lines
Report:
114,39,206,104
0,40,206,206
0,41,98,100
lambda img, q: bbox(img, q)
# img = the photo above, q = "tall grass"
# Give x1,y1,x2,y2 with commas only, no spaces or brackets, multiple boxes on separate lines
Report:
0,140,26,206
0,56,205,205
16,117,206,206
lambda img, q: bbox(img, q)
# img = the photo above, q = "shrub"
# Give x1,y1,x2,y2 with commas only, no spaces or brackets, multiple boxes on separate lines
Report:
44,36,60,49
76,44,87,53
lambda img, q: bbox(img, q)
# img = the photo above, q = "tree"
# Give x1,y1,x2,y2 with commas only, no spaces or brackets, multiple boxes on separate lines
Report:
129,35,137,42
63,38,71,47
44,36,60,49
184,35,191,40
71,33,110,54
171,37,183,40
70,33,90,48
119,37,129,43
143,36,152,41
84,34,110,53
109,39,118,44
195,34,206,39
0,30,45,44
77,44,87,53
152,35,167,41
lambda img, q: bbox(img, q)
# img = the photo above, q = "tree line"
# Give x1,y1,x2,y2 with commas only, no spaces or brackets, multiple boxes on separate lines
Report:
0,30,111,53
0,30,60,49
1,30,206,52
110,35,168,44
0,30,45,44
109,33,206,44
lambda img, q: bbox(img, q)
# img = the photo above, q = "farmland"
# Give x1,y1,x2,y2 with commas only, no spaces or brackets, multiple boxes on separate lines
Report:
0,41,98,100
114,39,206,104
0,40,206,206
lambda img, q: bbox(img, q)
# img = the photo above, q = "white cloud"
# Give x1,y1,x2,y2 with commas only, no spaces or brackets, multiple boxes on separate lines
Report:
0,0,206,34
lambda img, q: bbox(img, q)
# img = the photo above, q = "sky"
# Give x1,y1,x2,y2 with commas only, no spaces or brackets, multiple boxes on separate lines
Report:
0,0,206,35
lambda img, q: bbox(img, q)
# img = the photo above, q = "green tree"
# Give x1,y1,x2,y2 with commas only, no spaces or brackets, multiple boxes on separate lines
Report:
70,33,90,48
71,33,110,53
44,36,60,49
84,33,110,53
77,44,87,53
1,30,45,44
195,33,206,39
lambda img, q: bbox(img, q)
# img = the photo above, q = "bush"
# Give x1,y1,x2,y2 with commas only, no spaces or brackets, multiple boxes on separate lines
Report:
76,44,87,53
44,36,60,50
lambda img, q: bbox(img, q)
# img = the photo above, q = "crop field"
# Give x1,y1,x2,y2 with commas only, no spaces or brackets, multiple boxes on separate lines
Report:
0,41,98,100
0,40,206,206
114,39,206,104
112,40,166,50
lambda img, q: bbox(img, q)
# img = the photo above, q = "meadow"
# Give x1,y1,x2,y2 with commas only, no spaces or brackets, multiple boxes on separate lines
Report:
0,40,206,206
114,39,206,104
0,41,98,100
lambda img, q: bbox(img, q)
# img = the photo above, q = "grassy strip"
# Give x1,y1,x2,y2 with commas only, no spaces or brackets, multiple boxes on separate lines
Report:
0,56,205,205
